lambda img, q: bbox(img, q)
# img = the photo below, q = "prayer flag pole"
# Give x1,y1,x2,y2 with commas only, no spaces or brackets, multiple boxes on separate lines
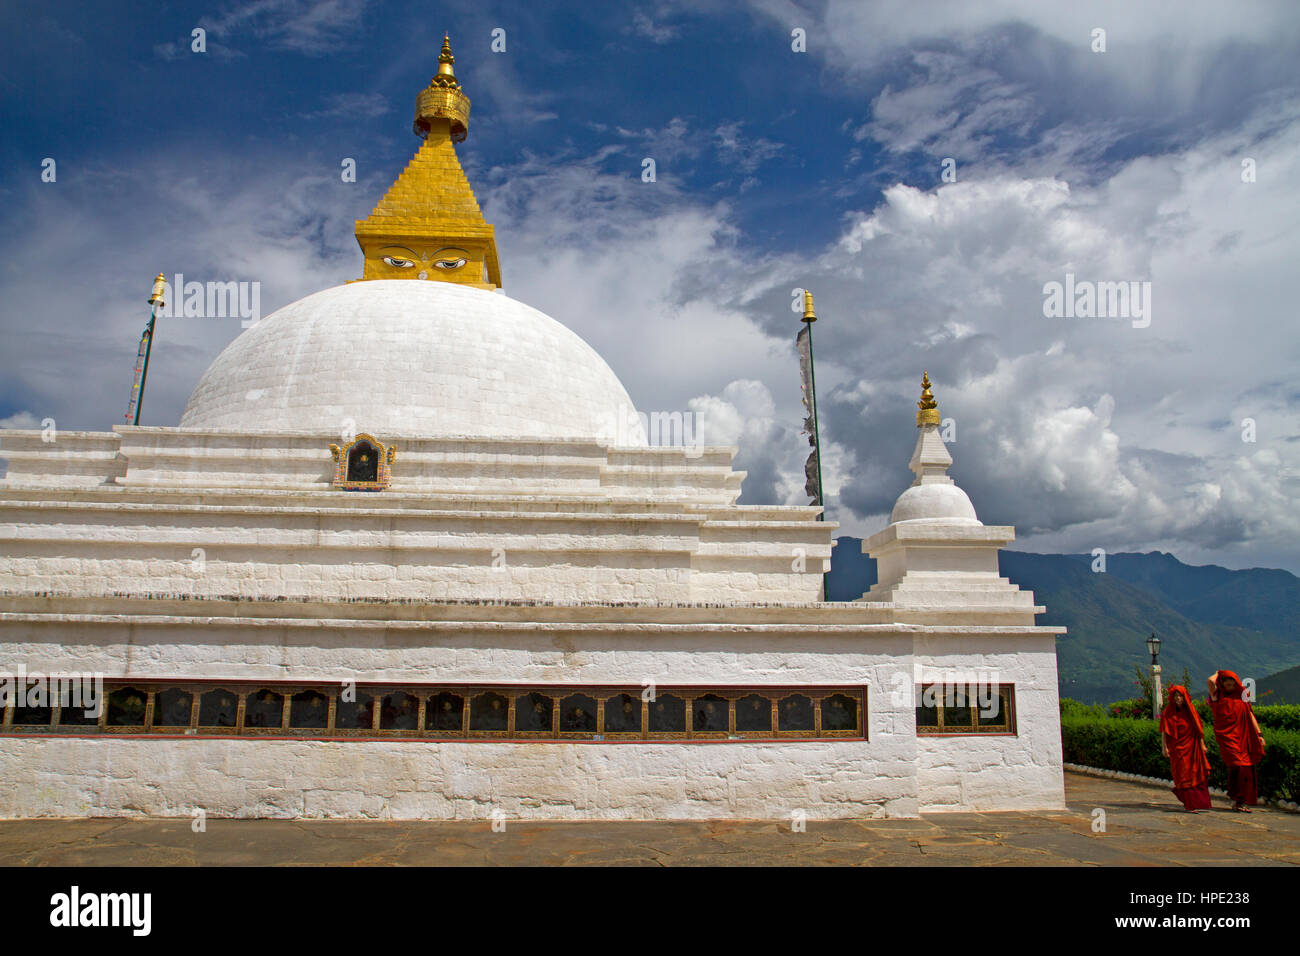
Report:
796,288,827,600
125,273,166,426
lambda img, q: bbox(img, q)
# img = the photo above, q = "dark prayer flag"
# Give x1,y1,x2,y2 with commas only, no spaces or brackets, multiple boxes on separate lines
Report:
796,323,822,505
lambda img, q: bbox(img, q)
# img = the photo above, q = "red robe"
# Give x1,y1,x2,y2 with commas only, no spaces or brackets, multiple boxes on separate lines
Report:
1160,686,1210,790
1209,670,1265,767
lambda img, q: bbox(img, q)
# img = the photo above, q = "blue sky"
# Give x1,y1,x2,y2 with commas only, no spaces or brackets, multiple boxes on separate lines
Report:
2,0,1299,572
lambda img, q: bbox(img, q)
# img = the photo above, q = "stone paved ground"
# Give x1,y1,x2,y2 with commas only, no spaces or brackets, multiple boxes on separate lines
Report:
0,772,1296,866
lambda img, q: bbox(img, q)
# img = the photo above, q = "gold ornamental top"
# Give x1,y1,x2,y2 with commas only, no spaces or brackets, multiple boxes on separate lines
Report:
802,289,816,322
354,34,501,289
414,35,471,142
916,371,940,427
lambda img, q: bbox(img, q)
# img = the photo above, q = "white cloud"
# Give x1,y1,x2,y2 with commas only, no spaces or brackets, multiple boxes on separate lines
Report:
198,0,371,55
689,380,818,506
0,411,40,429
631,11,680,45
801,108,1300,567
0,152,362,431
713,121,784,175
301,92,391,120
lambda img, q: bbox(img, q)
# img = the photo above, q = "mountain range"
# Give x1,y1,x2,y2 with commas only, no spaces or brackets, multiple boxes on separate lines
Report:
825,538,1300,705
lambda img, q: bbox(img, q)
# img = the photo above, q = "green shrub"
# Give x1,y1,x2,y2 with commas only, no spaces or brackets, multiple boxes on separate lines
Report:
1060,715,1300,803
1107,697,1151,720
1060,697,1105,719
1255,704,1300,733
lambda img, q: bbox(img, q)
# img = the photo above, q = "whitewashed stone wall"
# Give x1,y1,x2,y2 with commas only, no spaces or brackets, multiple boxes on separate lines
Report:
0,407,1067,820
1,737,916,821
0,614,1063,819
0,429,830,604
912,634,1065,811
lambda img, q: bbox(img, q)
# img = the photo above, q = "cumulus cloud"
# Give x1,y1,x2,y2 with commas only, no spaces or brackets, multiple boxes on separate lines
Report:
790,112,1300,567
688,380,802,505
0,411,40,430
0,152,364,430
743,0,1300,187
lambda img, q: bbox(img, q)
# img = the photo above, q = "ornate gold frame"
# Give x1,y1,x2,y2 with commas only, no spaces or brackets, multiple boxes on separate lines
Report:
915,684,1017,735
329,433,396,491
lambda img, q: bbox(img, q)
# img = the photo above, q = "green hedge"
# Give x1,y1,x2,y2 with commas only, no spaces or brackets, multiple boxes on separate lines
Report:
1059,697,1105,719
1061,715,1300,802
1255,704,1300,733
1064,698,1300,733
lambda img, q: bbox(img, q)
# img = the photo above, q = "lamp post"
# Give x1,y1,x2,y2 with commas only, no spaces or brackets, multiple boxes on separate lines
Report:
1146,633,1162,719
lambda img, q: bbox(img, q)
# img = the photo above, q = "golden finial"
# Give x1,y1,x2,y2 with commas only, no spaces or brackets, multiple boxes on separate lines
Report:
436,34,455,77
916,371,941,427
414,33,470,141
802,288,817,323
148,272,166,307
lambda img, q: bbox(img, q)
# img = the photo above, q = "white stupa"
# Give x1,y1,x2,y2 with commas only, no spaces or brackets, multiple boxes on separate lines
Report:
862,373,1041,618
0,41,1064,820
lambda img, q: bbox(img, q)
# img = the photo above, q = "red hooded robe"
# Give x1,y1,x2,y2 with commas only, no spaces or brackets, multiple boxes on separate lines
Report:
1159,685,1210,789
1209,670,1265,767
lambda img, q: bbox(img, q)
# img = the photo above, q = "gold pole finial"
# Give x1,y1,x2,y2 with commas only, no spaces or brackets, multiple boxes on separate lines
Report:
148,272,166,307
802,288,816,323
916,371,940,426
437,34,455,76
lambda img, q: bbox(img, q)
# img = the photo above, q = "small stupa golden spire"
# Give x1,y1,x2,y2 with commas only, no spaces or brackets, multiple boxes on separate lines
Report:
353,33,501,288
802,289,816,322
916,371,941,427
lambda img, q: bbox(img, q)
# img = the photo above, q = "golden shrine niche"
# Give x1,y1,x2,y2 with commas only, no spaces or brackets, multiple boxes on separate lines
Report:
329,434,395,491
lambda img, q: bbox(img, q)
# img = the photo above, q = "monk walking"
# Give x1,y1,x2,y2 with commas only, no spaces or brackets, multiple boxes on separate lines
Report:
1160,686,1212,812
1206,670,1266,811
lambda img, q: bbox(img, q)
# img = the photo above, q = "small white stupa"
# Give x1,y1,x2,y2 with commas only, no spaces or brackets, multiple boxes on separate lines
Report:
861,373,1040,621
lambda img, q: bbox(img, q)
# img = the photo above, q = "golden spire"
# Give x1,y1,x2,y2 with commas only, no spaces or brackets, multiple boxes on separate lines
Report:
148,273,166,306
437,34,456,76
802,289,816,322
415,34,470,141
916,371,940,427
353,33,501,288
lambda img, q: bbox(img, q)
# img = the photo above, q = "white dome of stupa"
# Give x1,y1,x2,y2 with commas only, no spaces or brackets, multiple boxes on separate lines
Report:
180,281,645,445
890,481,979,523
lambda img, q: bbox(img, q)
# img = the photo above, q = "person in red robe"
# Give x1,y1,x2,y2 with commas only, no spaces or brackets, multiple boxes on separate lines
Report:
1207,670,1266,811
1159,686,1212,812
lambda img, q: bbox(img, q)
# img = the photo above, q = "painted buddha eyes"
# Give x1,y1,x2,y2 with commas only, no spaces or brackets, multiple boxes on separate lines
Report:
431,246,470,271
380,249,468,272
